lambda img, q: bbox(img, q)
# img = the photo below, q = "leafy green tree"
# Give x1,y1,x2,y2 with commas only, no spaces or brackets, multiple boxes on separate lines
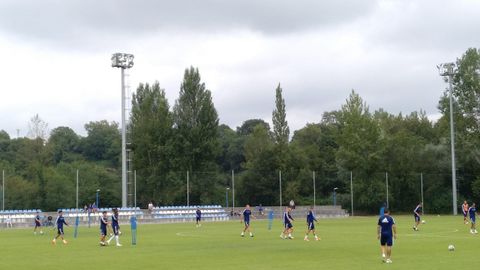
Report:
237,119,270,136
336,90,383,212
81,120,121,166
217,124,244,172
238,124,277,205
173,67,220,204
272,84,290,146
130,81,176,206
47,126,81,164
0,130,10,161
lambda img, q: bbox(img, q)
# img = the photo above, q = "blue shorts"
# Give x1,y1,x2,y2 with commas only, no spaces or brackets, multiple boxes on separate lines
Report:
57,227,64,235
284,222,293,229
196,217,201,222
470,217,476,224
308,222,315,230
35,221,41,227
414,214,421,222
100,227,107,236
380,234,393,246
244,220,250,227
112,225,120,235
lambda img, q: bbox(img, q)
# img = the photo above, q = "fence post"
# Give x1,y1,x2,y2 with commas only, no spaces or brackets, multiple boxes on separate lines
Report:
421,173,424,215
279,170,282,207
350,171,353,216
313,171,316,209
386,172,389,208
186,170,190,206
232,170,235,211
2,169,5,211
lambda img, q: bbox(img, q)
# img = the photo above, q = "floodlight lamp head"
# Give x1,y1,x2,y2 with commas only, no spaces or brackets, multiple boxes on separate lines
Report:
438,62,455,76
111,53,134,69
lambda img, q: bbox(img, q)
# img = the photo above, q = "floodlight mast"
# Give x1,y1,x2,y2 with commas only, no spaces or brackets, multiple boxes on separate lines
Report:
111,53,134,208
438,62,457,215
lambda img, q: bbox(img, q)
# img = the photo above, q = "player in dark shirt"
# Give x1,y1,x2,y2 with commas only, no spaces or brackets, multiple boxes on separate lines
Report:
240,204,254,237
52,210,68,245
304,206,319,241
413,203,422,231
107,208,122,246
280,206,295,239
469,203,477,234
196,208,202,228
99,211,109,246
33,211,43,235
377,208,397,264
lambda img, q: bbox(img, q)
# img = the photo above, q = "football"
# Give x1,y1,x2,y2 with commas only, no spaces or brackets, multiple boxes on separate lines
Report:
289,200,295,209
421,220,426,224
448,245,455,251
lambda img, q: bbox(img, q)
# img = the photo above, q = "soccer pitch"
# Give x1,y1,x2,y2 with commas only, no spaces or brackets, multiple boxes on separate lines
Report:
0,215,476,270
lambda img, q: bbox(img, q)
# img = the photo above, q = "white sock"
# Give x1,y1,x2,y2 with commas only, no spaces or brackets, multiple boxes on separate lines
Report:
115,235,120,245
107,235,115,243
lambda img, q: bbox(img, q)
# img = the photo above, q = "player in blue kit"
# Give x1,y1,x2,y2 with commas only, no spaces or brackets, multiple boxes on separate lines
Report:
99,211,109,246
107,208,122,246
195,208,202,228
52,210,68,245
468,203,477,234
304,206,319,241
240,204,254,237
33,211,43,235
280,206,294,239
413,202,422,231
378,209,397,264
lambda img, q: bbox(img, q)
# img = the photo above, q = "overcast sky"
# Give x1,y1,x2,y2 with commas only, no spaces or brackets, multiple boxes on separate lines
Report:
0,0,479,137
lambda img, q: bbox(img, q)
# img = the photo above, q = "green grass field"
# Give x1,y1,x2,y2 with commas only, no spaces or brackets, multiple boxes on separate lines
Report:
0,215,476,269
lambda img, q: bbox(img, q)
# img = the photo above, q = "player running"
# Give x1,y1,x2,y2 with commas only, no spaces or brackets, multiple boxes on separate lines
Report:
378,208,397,264
280,206,294,239
99,211,109,246
413,202,422,231
304,206,319,241
33,211,43,235
107,208,122,246
52,210,68,245
240,204,254,237
468,203,477,234
462,201,469,224
195,207,202,228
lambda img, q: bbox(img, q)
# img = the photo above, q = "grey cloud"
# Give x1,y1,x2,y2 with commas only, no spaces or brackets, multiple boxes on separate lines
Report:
365,0,480,52
0,0,376,47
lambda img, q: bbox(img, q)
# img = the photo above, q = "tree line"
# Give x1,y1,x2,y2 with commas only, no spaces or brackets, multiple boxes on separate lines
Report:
0,49,479,213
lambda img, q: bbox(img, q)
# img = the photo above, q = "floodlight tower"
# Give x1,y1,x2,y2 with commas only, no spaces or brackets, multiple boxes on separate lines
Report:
111,53,134,208
438,62,457,215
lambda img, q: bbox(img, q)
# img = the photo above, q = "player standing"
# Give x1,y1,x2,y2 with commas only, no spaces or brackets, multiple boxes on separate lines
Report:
33,211,43,235
280,206,294,239
468,203,477,234
107,208,122,246
462,201,469,224
378,208,397,264
240,204,254,237
413,202,422,231
99,211,109,246
52,210,68,245
195,207,202,227
304,206,319,241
